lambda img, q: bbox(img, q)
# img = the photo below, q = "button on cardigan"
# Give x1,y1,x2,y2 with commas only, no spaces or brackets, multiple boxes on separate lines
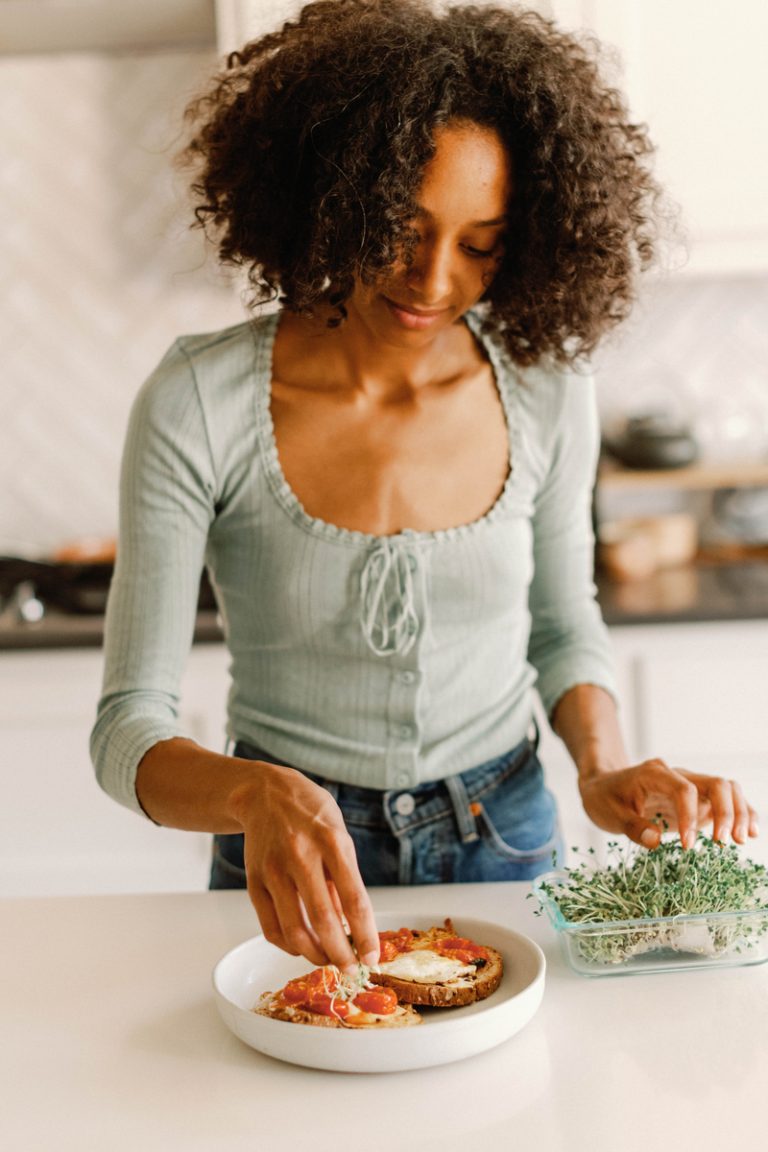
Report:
90,310,617,816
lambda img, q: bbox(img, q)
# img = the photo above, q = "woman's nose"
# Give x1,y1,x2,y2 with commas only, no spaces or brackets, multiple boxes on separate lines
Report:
406,239,454,302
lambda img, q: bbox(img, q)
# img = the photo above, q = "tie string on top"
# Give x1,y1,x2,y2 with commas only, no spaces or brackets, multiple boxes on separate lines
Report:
359,539,420,656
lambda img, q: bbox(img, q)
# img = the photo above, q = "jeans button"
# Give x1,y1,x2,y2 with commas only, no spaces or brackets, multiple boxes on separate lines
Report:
394,793,416,817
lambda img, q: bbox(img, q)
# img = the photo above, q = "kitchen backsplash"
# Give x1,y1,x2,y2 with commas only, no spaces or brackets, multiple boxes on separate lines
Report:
1,49,245,557
2,50,768,557
592,275,768,465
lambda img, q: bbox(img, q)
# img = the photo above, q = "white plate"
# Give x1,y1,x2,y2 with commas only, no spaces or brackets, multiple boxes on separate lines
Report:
212,913,546,1073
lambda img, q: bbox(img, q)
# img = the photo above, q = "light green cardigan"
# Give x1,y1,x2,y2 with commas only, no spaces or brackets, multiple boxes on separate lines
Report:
91,310,616,815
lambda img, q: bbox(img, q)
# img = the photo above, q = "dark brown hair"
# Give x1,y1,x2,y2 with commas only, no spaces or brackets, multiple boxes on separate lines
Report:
180,0,664,366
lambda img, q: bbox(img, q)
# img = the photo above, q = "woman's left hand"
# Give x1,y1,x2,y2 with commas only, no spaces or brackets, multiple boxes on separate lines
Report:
578,758,760,849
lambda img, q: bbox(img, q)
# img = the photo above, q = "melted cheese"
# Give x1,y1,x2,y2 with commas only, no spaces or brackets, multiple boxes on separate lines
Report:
375,948,475,984
274,1000,394,1027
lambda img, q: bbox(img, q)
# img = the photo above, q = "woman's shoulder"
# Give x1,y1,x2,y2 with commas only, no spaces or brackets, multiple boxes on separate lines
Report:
126,314,275,460
173,311,276,384
467,316,599,488
469,313,594,420
134,312,276,418
175,311,274,351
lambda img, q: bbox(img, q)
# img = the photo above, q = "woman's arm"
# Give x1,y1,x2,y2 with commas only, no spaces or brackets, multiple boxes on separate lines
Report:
526,373,618,725
136,738,380,970
551,683,759,848
92,341,377,970
526,373,757,848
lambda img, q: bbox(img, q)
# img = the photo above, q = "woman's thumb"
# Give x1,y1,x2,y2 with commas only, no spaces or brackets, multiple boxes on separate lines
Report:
624,818,661,849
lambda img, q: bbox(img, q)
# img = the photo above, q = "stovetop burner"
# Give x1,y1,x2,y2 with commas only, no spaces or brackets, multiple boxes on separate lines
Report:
0,557,215,620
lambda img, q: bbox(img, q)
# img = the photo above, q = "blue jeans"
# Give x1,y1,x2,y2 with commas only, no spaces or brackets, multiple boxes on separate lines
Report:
210,733,563,889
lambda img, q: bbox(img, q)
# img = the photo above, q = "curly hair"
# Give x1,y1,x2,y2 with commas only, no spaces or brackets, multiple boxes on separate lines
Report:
180,0,663,366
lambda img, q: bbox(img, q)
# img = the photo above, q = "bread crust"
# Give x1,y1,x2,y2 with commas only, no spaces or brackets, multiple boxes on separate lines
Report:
369,921,504,1007
254,997,422,1028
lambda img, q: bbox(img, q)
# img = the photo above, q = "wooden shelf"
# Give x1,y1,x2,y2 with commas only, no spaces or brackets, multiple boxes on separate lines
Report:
598,459,768,493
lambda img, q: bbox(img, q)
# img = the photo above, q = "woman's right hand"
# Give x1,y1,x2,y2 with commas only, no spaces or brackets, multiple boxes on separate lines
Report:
227,760,380,971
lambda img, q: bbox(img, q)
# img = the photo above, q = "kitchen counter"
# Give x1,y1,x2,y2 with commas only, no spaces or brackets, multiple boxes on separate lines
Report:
4,884,765,1152
2,562,766,651
0,607,224,650
597,559,768,626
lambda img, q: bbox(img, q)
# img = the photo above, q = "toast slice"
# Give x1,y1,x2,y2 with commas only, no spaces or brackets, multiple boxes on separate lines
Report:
369,919,503,1007
253,964,422,1028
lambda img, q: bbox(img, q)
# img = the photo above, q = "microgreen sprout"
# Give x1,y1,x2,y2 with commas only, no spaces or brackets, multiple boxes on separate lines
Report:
531,828,768,967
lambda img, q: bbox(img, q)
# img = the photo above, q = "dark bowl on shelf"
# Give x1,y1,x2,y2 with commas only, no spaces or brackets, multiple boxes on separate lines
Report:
604,414,699,470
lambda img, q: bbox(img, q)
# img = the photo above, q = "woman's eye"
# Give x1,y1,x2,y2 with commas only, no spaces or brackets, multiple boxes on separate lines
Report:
462,244,499,258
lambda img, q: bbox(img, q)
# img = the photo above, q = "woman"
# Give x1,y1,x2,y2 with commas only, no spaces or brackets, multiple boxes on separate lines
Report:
91,0,758,973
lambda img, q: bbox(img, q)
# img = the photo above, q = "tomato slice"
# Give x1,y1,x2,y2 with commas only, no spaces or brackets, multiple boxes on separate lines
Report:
282,979,310,1004
281,967,349,1014
307,992,351,1018
378,928,414,961
353,987,399,1015
305,967,340,990
379,928,414,944
435,936,489,963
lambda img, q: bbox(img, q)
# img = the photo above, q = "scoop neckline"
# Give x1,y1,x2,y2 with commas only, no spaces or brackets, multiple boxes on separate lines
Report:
251,308,525,547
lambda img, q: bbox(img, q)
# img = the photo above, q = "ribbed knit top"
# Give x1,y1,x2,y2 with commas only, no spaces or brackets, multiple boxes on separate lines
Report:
90,310,616,816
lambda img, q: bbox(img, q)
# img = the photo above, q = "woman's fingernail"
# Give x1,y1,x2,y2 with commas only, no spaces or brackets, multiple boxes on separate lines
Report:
361,951,379,967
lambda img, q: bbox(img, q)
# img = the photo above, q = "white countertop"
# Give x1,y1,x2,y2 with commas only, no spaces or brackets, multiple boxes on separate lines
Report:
3,883,766,1152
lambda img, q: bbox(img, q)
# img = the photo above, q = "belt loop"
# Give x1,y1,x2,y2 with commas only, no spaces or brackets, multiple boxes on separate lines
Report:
444,773,480,844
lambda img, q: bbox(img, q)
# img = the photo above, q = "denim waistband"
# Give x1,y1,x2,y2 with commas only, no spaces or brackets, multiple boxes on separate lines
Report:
232,729,540,840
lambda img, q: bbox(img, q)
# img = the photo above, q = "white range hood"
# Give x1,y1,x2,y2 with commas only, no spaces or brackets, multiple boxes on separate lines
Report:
214,1,305,54
0,0,217,54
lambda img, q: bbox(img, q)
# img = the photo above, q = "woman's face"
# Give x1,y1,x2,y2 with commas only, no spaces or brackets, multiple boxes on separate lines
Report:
347,120,513,347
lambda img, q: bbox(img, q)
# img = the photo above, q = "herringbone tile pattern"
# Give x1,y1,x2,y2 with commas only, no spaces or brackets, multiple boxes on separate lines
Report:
593,276,768,463
0,51,244,556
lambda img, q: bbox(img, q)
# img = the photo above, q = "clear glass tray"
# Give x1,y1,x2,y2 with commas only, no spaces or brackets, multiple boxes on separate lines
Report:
531,870,768,977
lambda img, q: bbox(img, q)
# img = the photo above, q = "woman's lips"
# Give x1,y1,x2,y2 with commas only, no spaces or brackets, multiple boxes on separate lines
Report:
382,296,450,330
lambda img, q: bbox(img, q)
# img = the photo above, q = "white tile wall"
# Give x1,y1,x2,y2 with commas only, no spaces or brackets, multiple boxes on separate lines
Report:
2,49,767,558
593,275,768,462
0,49,245,556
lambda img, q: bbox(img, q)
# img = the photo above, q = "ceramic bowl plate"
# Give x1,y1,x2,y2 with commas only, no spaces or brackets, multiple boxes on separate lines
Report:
212,913,546,1073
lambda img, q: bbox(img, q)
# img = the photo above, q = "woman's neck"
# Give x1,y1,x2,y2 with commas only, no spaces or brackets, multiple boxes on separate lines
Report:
276,307,475,400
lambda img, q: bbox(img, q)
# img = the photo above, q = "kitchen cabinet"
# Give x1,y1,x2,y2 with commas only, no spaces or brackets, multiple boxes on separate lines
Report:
215,0,303,50
538,619,768,865
214,1,555,54
217,1,768,275
614,620,768,814
217,0,768,276
550,0,768,276
0,0,216,54
0,643,229,898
